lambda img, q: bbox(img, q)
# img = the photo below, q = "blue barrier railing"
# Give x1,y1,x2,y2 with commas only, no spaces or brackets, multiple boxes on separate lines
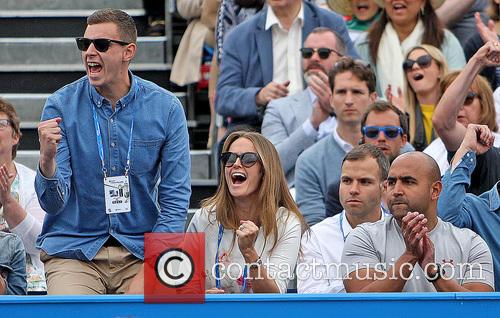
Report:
1,293,499,317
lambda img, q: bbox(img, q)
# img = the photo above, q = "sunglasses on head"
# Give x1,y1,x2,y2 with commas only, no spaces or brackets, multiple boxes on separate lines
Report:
221,152,260,168
76,37,130,52
362,125,403,139
300,47,341,60
464,91,479,105
402,54,433,72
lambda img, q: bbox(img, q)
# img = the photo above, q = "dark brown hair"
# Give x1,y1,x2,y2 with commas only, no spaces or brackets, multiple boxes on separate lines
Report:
87,8,137,43
329,57,376,93
361,101,409,136
342,143,390,181
0,98,21,159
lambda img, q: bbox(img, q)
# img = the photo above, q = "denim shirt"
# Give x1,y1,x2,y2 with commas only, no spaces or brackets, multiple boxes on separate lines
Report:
0,231,27,295
438,151,500,291
35,73,191,261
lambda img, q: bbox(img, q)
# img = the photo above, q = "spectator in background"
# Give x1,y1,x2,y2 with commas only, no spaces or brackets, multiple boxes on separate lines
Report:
298,144,387,293
187,131,306,293
0,231,26,295
342,152,494,292
387,45,449,151
433,40,500,193
325,101,412,217
356,0,465,98
295,57,377,225
438,124,500,291
327,0,382,41
215,0,358,131
0,98,46,293
170,0,219,87
35,9,190,294
262,27,345,188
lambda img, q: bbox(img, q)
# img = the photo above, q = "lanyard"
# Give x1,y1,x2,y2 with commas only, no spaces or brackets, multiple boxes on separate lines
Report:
91,105,134,178
339,211,348,242
215,224,248,293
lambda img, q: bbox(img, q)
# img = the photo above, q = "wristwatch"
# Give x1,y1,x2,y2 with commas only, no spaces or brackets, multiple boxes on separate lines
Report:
426,263,445,282
249,258,263,270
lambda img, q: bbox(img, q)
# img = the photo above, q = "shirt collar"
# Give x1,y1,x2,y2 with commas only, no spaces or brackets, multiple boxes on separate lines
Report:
307,87,316,103
265,4,304,31
89,71,137,109
333,127,354,153
340,208,385,239
489,182,500,211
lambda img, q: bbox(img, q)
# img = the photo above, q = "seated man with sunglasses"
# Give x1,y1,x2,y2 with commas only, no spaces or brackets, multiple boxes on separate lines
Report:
35,9,191,294
262,27,345,189
215,0,358,131
325,101,414,217
432,40,500,195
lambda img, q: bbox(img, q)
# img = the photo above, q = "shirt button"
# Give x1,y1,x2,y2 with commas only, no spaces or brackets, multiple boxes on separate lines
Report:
112,166,117,171
111,142,116,147
110,118,114,123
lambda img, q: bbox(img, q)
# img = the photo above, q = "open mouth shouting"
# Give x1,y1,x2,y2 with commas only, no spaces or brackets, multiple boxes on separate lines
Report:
231,171,247,185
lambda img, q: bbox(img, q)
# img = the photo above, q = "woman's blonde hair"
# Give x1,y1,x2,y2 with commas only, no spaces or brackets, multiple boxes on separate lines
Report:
404,44,449,144
441,71,498,132
201,131,306,252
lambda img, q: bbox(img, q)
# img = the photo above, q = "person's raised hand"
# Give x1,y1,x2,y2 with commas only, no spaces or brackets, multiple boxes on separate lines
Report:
38,117,62,177
255,81,290,106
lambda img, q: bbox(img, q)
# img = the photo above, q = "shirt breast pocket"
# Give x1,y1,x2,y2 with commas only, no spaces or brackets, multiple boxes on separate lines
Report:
130,139,163,176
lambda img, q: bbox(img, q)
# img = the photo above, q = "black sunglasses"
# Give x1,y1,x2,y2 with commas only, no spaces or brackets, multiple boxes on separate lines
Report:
76,37,130,52
300,47,341,60
402,55,433,72
362,125,403,139
464,91,479,106
221,152,260,168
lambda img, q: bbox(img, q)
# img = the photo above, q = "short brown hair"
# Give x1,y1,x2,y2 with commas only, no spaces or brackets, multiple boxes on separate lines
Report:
361,101,409,136
0,98,21,159
342,143,389,181
308,27,346,56
87,8,137,43
329,57,376,93
441,71,498,132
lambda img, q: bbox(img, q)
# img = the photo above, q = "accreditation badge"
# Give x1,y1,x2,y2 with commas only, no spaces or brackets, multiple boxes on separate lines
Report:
104,175,131,214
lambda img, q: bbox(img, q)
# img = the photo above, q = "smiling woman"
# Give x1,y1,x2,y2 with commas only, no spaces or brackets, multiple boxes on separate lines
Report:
187,131,307,294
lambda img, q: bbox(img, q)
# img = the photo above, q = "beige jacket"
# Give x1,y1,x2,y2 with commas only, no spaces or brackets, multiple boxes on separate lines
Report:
170,0,219,86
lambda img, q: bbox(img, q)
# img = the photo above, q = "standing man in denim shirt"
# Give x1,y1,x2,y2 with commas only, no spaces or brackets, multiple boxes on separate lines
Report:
438,124,500,291
35,9,191,294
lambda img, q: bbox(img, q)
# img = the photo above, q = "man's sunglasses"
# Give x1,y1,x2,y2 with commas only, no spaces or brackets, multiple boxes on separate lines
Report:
300,47,342,60
362,125,403,139
76,37,131,52
464,91,479,105
221,152,260,168
402,54,433,72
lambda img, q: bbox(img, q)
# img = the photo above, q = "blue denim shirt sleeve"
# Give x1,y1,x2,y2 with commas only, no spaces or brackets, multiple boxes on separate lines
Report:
438,151,476,228
35,93,73,215
155,96,191,233
0,233,27,295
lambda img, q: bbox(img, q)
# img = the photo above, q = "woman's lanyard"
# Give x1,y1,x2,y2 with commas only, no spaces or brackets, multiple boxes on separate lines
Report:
215,224,248,293
91,105,134,178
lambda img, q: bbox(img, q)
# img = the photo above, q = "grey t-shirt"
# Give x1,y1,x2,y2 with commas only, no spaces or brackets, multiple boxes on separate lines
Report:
341,216,494,292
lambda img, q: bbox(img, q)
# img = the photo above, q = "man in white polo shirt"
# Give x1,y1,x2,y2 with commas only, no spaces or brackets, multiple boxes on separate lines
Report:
297,144,387,293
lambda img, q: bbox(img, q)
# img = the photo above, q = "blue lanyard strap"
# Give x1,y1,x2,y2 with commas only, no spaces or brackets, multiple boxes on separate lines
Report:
339,211,347,242
91,105,135,177
215,224,249,293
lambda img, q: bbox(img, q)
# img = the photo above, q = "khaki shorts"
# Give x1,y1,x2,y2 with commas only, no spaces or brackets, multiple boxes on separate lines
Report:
41,245,142,295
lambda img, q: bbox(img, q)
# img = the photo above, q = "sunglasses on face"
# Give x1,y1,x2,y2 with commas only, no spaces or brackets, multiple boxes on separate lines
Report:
402,54,433,72
0,119,12,130
464,91,479,106
362,125,403,139
221,152,260,168
76,37,130,52
300,47,341,60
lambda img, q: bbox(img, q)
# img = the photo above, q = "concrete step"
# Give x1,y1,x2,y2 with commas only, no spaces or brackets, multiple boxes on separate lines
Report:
0,68,171,93
0,37,166,65
0,0,143,10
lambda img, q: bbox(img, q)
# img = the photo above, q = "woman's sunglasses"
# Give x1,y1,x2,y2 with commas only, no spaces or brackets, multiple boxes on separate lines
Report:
464,92,479,105
221,152,260,168
362,126,403,139
76,37,130,52
300,47,342,60
402,55,433,72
